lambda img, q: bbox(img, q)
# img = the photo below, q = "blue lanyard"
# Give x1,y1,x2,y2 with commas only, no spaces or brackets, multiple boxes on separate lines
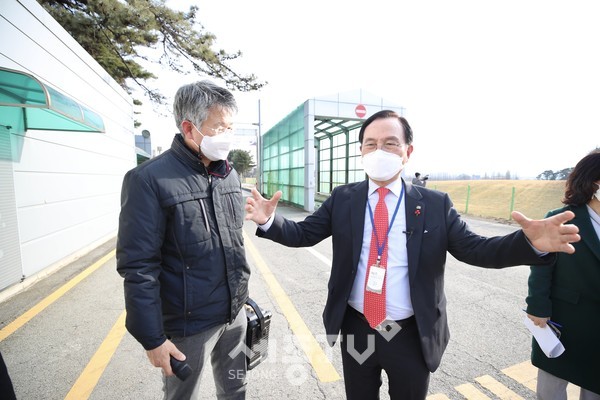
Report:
367,183,404,260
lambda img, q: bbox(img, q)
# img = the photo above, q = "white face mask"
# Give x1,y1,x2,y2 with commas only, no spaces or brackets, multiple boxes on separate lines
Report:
361,149,404,182
593,182,600,201
190,123,234,161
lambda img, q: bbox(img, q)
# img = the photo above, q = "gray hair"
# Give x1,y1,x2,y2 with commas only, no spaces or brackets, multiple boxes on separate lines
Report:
173,80,238,132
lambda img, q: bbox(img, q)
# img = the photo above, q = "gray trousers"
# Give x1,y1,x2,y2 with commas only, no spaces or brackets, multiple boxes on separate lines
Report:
537,369,600,400
163,308,247,400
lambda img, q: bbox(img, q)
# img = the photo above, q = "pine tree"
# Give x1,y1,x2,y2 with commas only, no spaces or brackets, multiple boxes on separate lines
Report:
37,0,265,103
228,149,255,178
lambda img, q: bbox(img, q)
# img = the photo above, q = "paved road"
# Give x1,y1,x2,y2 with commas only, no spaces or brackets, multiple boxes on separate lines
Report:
0,201,580,399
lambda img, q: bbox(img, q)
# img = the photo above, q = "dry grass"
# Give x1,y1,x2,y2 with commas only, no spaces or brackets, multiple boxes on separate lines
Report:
428,180,566,222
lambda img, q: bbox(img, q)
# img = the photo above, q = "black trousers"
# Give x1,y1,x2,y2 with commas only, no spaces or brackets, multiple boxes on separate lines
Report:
0,352,16,400
340,307,430,400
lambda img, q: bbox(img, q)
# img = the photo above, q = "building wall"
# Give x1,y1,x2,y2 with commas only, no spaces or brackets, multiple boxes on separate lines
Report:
0,0,136,291
135,135,152,156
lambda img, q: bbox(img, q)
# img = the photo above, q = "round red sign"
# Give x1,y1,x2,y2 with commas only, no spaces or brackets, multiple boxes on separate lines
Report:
355,104,366,118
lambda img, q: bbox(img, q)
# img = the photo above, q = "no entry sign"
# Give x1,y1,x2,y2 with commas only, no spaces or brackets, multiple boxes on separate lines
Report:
355,104,366,118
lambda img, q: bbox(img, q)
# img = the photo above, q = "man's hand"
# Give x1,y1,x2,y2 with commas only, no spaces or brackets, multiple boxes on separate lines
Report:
512,210,580,254
245,188,282,225
146,340,186,376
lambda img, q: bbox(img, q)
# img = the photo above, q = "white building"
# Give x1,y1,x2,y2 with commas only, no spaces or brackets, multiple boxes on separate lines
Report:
0,0,136,296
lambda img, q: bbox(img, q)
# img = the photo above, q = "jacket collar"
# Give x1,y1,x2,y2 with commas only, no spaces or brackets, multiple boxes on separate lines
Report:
367,177,404,199
350,180,369,271
170,134,231,177
569,204,600,262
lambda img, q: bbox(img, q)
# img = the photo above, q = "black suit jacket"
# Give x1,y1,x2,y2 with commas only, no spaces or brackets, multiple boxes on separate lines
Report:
257,179,552,372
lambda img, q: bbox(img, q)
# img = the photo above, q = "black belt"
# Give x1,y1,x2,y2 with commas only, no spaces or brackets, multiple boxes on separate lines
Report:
348,306,415,332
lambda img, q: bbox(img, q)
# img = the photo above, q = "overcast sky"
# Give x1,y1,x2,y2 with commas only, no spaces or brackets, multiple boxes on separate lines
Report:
140,0,600,179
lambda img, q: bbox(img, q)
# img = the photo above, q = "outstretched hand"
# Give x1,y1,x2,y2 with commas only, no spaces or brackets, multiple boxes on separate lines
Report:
245,188,282,225
512,210,580,254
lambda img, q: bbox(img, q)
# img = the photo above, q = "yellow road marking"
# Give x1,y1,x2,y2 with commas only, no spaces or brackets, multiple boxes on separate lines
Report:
455,383,492,399
65,310,127,400
427,394,451,399
0,250,115,342
567,384,582,399
502,360,537,392
502,361,581,399
475,375,523,399
243,232,341,382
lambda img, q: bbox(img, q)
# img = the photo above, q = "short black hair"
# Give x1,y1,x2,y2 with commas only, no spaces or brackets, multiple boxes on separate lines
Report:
358,110,413,145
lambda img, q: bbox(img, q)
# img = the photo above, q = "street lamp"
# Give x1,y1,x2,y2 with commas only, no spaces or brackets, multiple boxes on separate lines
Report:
235,100,262,193
141,129,151,155
252,99,262,194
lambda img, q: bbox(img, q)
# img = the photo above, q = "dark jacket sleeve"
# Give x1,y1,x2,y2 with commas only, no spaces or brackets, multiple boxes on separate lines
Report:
256,187,336,247
525,210,558,318
116,170,167,350
442,195,556,268
526,264,555,317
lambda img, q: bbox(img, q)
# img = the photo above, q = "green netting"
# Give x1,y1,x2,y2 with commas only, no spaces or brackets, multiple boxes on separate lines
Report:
261,104,365,209
262,106,305,207
316,125,363,193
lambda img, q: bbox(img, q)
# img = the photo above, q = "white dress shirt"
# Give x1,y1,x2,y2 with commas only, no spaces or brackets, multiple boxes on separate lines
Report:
347,178,414,320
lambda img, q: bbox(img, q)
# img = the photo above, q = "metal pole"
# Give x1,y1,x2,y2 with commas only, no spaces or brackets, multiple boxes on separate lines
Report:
256,99,262,194
465,184,471,214
509,186,516,220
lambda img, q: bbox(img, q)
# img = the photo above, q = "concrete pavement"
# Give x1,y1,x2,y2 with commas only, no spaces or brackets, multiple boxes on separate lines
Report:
0,201,581,399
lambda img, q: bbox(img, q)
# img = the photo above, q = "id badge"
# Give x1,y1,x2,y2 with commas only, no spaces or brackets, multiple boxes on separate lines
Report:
366,265,386,294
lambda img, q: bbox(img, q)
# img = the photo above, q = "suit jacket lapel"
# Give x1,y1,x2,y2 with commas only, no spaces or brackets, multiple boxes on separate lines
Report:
405,181,425,282
573,205,600,262
351,180,369,270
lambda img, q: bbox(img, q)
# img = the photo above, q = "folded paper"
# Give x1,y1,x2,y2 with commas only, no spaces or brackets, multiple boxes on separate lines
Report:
523,315,565,358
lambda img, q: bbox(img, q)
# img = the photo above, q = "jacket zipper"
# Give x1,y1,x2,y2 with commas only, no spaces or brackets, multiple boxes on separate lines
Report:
199,199,210,233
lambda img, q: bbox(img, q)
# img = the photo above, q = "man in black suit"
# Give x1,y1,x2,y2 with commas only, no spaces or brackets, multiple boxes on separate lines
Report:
245,110,580,400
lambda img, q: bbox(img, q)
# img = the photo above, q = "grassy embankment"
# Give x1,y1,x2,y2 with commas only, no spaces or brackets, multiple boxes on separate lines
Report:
248,178,567,222
428,180,566,222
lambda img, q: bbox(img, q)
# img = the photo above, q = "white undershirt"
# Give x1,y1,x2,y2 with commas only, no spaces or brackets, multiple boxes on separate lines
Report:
258,178,415,320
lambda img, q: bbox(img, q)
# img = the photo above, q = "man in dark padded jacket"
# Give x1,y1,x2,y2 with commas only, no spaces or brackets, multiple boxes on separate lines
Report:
117,80,250,399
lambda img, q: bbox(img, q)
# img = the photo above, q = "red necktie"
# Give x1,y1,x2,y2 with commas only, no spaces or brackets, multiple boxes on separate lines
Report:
364,187,389,328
